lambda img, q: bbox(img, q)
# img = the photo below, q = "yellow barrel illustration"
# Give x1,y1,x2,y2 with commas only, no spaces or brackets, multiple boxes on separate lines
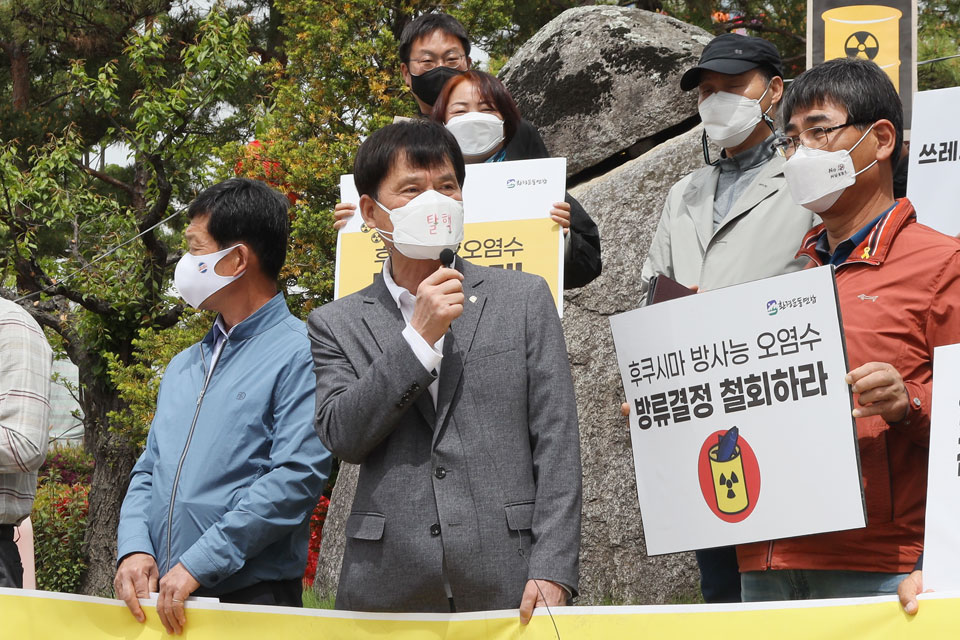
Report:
709,444,750,514
823,5,902,91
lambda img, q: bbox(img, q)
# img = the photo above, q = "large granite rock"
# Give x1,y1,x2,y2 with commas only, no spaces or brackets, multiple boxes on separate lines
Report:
565,124,707,604
313,462,356,603
500,6,711,177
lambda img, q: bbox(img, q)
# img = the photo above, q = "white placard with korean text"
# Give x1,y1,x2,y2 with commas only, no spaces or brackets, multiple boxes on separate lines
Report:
610,266,865,555
921,343,960,592
907,87,960,236
335,158,566,314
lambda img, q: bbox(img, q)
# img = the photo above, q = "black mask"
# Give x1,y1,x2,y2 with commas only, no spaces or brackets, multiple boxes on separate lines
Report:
410,65,463,107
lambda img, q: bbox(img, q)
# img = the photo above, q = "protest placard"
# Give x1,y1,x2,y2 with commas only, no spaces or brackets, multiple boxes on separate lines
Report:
334,158,565,314
807,0,917,130
610,266,865,555
921,342,960,592
906,87,960,236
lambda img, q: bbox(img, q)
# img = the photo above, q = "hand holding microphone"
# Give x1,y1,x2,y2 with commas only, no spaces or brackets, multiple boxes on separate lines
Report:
411,249,463,344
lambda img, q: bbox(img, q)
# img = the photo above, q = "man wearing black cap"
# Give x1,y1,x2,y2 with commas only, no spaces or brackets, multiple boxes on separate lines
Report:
638,33,818,603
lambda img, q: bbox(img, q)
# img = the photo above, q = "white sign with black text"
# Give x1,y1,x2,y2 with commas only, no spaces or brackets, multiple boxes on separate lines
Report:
610,266,865,555
921,343,960,592
907,86,960,236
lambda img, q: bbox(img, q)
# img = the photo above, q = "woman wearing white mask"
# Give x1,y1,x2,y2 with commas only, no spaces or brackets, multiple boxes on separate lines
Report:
429,70,601,289
334,71,601,289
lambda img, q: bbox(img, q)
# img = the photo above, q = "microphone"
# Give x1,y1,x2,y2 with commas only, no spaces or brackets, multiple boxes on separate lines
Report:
439,248,455,269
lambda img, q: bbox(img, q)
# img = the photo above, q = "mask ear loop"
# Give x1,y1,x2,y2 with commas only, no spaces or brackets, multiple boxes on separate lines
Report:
848,122,879,177
702,130,719,166
758,80,779,137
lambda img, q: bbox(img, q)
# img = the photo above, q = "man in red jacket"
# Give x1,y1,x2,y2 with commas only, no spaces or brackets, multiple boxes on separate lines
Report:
736,57,960,600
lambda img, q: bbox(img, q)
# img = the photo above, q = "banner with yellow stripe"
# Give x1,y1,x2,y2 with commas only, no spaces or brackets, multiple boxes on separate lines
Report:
2,587,954,639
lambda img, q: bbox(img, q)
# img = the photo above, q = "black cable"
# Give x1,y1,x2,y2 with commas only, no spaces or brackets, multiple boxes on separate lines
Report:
514,529,562,640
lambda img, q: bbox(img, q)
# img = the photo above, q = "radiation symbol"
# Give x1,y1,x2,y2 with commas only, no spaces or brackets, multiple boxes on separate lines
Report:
719,470,740,500
844,31,880,60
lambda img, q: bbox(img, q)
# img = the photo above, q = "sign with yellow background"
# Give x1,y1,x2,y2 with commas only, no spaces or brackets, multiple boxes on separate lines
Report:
807,0,917,129
335,158,566,315
3,588,958,639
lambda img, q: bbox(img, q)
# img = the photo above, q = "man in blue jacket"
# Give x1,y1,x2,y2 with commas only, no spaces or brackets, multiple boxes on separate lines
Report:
114,178,331,634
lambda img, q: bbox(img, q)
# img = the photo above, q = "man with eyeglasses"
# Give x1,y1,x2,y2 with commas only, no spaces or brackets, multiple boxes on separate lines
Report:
735,56,960,602
335,12,602,290
395,13,564,173
637,33,817,605
399,13,471,116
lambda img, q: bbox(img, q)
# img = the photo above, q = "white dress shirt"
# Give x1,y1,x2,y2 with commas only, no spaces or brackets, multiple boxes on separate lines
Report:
382,260,443,407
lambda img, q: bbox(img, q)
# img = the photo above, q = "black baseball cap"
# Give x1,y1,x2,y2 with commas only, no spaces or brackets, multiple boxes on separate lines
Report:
680,33,784,91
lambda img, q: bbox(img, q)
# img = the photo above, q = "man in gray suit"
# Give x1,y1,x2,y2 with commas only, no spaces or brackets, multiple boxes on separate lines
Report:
308,120,581,621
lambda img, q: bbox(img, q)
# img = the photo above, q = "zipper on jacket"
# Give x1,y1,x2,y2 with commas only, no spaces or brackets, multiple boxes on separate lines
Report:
764,540,774,570
163,339,226,574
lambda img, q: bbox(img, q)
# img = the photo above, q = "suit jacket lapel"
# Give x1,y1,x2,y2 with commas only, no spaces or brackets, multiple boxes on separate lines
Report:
716,158,783,234
433,260,485,447
361,278,436,428
682,166,720,253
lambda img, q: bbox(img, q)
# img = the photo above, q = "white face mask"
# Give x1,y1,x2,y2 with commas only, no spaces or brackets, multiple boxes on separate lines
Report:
375,190,464,261
699,84,771,149
174,244,244,308
445,112,505,157
782,123,877,213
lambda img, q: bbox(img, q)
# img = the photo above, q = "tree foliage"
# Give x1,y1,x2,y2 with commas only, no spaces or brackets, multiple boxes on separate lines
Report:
1,4,259,594
233,0,575,312
917,0,960,89
661,0,960,89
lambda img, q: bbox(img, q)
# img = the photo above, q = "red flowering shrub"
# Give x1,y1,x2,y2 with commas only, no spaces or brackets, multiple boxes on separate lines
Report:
33,445,94,592
33,483,90,593
37,446,95,486
303,495,330,587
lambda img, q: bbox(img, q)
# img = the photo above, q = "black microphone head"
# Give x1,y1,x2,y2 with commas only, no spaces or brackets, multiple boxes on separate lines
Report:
439,248,455,267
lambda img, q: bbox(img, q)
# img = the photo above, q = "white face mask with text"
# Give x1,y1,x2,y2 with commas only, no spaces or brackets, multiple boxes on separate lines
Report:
375,190,464,260
783,123,877,213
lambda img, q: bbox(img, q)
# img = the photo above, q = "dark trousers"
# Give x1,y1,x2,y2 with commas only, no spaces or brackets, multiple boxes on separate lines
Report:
695,546,742,603
0,525,23,588
198,577,303,607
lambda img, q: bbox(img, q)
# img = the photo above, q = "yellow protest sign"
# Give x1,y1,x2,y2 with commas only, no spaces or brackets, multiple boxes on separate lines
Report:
2,588,957,640
336,218,562,310
807,0,917,129
335,158,567,314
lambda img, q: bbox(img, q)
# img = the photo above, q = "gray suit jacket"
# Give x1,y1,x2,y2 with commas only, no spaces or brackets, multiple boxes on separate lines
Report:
308,259,581,613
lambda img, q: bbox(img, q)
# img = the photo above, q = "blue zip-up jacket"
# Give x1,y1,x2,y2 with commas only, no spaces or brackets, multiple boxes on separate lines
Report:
117,293,332,594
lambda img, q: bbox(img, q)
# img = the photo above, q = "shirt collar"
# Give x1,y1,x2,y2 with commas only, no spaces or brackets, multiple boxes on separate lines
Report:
382,258,415,309
484,149,507,163
202,292,289,347
814,208,891,266
798,198,915,267
213,315,233,342
717,134,777,174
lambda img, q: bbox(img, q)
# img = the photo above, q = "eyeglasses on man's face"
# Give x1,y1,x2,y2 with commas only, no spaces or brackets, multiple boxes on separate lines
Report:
409,53,466,72
773,121,865,157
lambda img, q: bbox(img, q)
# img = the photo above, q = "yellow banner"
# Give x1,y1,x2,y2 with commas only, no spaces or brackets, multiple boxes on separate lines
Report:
2,588,956,639
336,218,562,311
